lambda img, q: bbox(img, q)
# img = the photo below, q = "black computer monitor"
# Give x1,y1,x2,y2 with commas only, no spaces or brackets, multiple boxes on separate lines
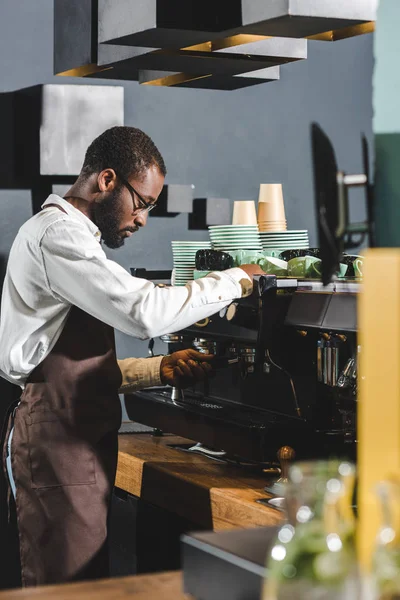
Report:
311,122,342,285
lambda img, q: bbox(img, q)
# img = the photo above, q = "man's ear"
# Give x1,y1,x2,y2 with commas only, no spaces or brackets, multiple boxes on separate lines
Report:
98,169,117,192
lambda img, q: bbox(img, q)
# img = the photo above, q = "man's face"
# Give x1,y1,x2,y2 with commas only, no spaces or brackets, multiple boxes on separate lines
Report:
94,165,164,249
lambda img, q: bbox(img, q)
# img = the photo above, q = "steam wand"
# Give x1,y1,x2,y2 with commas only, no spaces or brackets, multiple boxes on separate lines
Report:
265,349,302,418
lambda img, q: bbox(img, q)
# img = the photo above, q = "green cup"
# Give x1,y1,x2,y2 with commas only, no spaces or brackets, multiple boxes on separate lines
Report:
227,249,265,267
337,263,348,278
342,254,364,278
287,256,322,278
257,256,288,276
262,249,280,257
353,257,363,278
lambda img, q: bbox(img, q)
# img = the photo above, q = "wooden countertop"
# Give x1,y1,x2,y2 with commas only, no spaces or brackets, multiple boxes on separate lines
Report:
116,433,284,530
0,571,190,600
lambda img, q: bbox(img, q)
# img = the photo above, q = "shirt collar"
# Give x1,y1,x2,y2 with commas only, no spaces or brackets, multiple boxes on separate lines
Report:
41,195,101,240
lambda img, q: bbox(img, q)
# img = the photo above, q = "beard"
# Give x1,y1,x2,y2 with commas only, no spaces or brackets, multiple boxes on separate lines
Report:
93,186,137,249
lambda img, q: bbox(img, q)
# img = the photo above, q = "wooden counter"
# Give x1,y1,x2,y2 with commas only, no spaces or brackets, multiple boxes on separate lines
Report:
116,433,284,531
0,571,190,600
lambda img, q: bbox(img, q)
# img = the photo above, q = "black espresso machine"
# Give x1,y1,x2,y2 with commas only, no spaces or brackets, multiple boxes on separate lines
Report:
124,271,359,465
124,122,373,467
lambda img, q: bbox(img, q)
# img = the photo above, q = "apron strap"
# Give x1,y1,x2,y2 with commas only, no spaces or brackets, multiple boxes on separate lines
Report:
42,203,68,214
1,398,21,522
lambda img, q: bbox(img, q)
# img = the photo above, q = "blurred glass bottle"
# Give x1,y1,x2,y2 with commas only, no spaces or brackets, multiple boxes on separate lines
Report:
263,459,359,600
371,478,400,599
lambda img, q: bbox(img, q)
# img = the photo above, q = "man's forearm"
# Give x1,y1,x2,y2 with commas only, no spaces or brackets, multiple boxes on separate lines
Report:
117,356,164,393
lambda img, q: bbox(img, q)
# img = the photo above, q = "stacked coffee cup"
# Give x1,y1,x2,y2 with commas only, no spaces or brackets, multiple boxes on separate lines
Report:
257,184,287,232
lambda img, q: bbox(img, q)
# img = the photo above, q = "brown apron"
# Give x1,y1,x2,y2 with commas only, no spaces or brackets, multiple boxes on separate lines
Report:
2,305,122,586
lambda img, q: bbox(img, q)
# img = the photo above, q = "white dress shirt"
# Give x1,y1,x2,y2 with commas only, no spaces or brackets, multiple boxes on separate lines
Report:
0,195,251,388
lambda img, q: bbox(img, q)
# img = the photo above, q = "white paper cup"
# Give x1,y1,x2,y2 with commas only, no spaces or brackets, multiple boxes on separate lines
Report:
258,183,284,204
232,200,258,225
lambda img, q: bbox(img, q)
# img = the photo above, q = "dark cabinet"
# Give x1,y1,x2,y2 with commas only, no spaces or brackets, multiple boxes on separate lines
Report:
110,487,202,576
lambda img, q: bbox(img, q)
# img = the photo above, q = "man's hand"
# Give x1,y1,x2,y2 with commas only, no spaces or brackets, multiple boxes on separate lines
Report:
234,263,265,299
239,263,265,277
160,349,214,388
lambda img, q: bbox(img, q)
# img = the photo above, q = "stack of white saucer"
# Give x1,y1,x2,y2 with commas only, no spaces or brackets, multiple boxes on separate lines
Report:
208,224,262,252
171,241,211,286
259,230,310,253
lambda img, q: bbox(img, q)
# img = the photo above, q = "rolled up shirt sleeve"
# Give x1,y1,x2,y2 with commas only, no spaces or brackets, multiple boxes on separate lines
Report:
40,219,252,339
118,356,164,392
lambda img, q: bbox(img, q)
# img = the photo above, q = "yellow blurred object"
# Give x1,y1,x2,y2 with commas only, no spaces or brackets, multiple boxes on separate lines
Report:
358,249,400,570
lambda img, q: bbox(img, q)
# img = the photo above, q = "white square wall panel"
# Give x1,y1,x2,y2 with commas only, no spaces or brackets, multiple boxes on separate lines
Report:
40,84,124,176
206,198,231,225
166,184,195,213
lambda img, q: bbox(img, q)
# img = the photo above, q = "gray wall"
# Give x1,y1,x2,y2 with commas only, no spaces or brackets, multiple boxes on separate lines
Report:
0,0,373,362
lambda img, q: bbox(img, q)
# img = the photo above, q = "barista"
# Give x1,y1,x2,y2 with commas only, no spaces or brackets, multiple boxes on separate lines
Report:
0,125,261,587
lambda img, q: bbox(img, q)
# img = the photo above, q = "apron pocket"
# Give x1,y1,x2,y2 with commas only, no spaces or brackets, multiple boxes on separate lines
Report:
27,411,96,488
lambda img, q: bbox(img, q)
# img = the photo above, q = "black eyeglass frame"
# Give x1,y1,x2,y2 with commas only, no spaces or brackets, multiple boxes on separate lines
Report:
115,171,156,214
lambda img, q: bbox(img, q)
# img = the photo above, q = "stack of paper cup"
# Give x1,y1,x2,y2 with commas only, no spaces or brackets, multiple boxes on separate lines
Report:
257,184,287,232
232,200,258,225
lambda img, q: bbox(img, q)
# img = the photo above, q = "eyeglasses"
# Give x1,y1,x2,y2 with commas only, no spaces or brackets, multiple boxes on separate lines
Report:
115,171,157,214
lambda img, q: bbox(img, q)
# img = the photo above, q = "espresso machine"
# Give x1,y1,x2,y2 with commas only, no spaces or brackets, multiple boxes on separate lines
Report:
124,122,373,468
124,271,359,466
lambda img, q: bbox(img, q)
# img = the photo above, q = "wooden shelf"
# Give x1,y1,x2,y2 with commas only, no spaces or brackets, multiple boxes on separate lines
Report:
116,433,284,530
0,571,190,600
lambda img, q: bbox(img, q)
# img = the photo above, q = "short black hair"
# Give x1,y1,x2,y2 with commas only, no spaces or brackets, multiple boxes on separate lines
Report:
81,126,167,180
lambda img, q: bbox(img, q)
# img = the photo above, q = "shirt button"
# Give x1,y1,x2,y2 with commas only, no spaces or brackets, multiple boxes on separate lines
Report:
218,296,222,300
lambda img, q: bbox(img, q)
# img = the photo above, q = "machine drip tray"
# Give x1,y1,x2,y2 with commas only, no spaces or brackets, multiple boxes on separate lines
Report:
124,387,344,464
125,387,306,430
154,389,225,410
